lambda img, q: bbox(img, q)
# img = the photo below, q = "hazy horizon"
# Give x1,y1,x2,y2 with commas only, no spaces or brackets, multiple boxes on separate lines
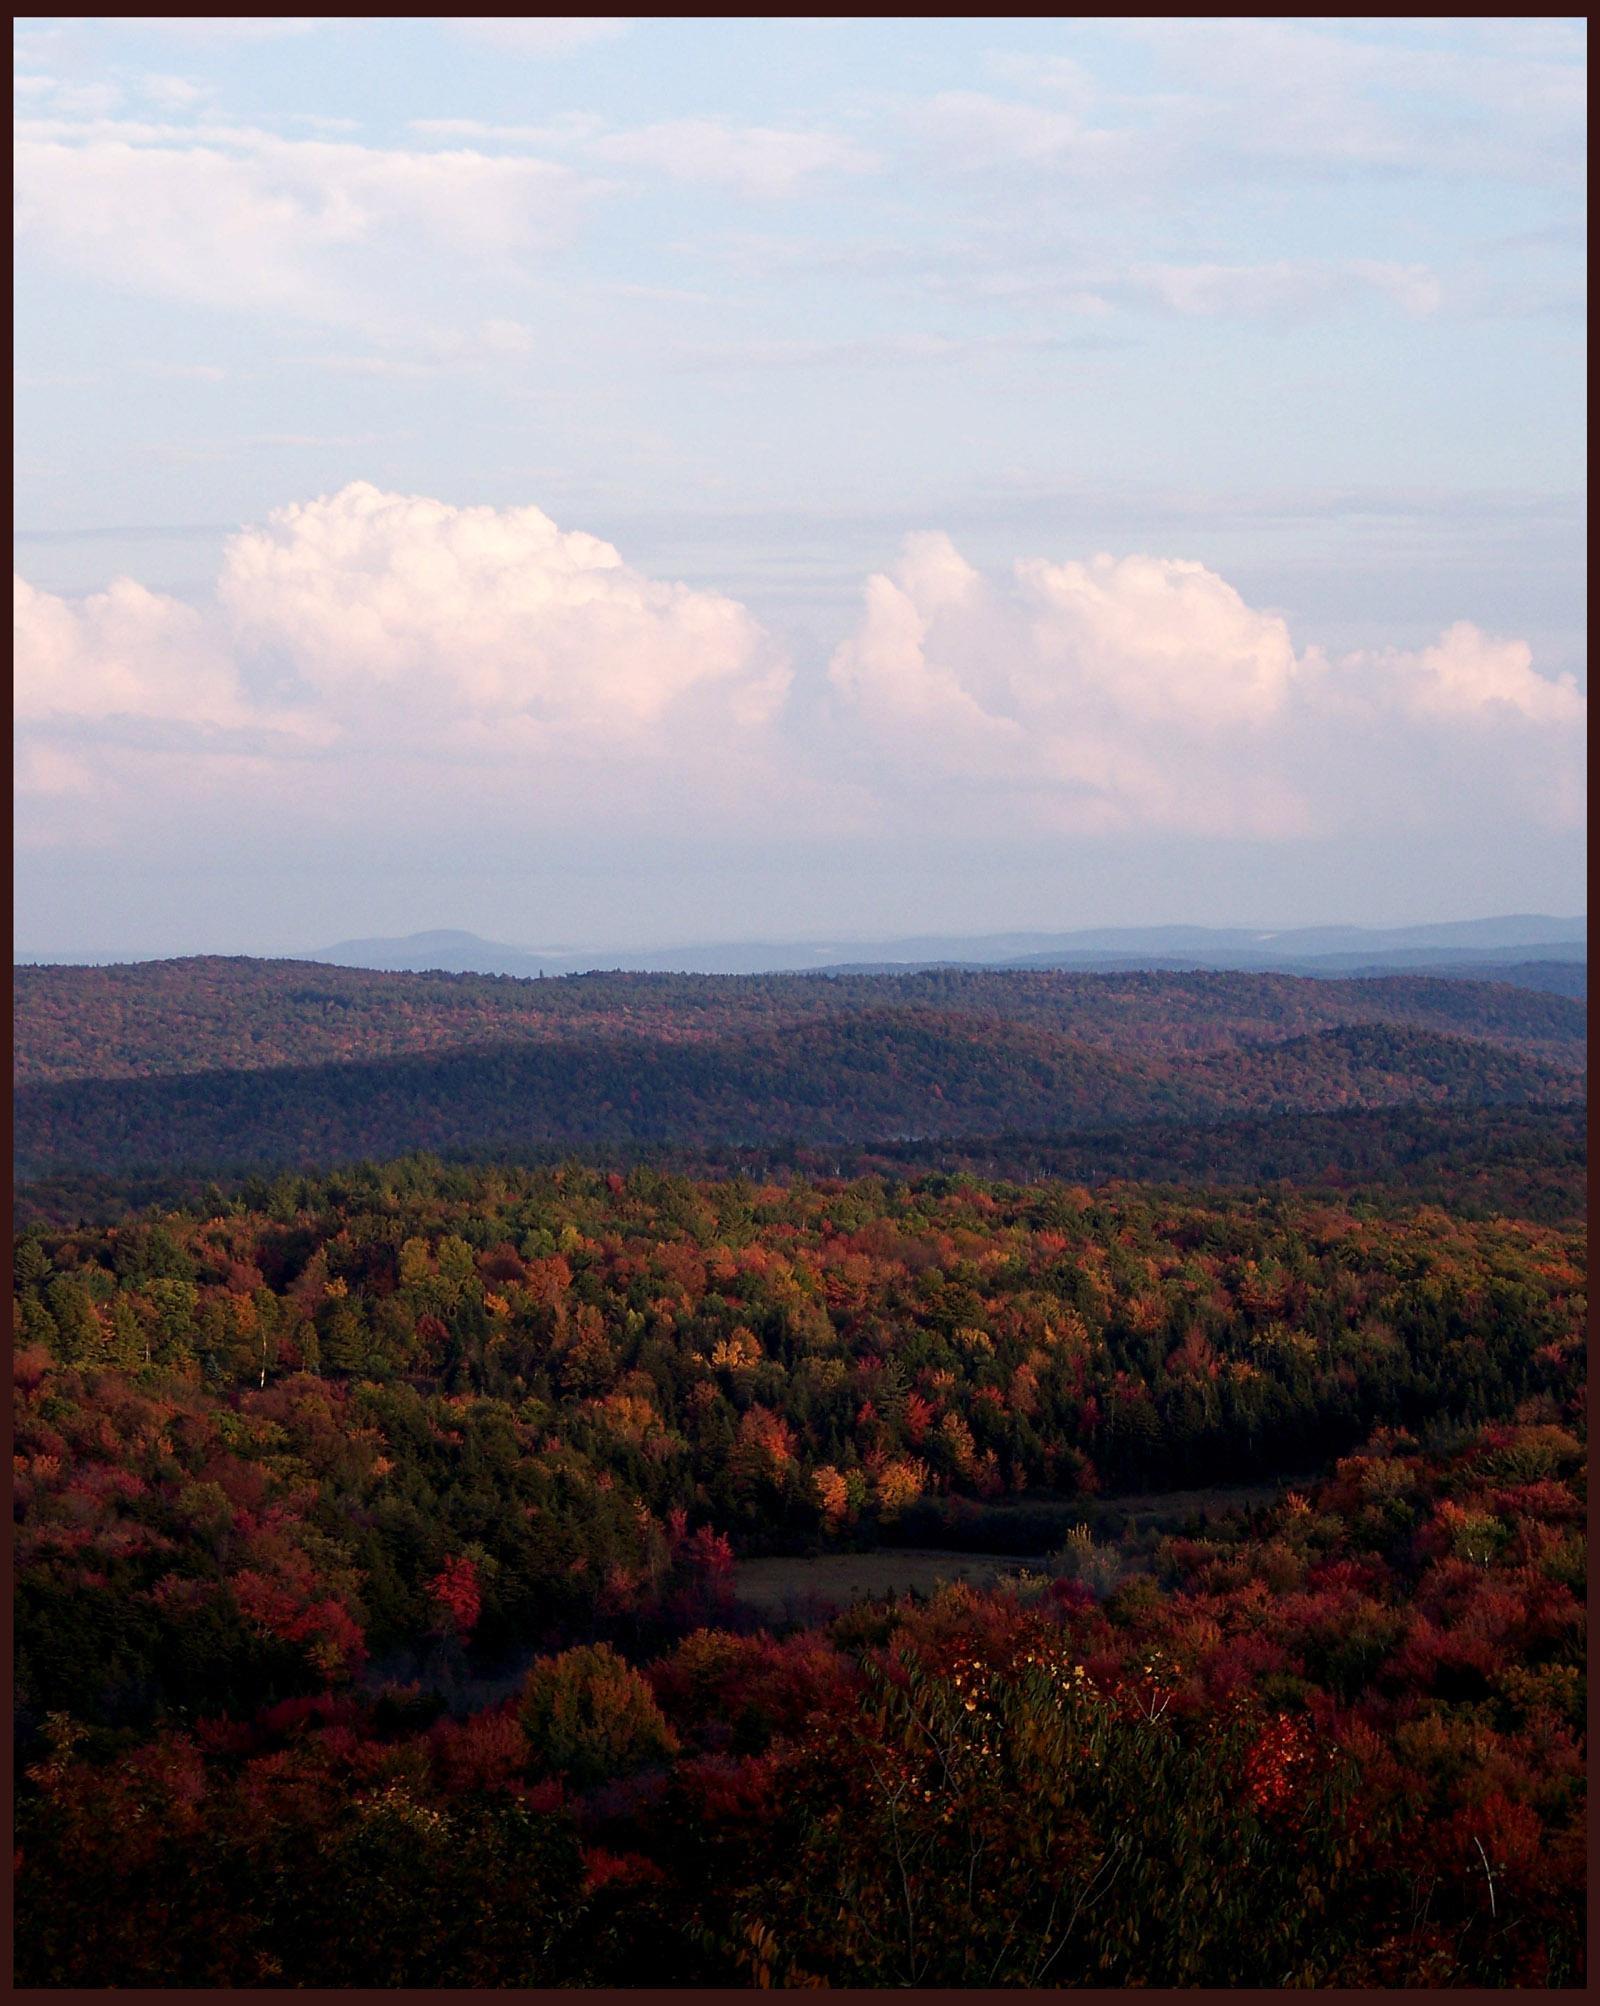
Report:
15,908,1588,971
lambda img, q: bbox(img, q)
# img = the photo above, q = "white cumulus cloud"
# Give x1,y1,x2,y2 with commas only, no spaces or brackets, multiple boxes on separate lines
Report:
15,572,254,729
15,485,801,850
827,533,1585,838
217,482,791,741
14,500,1584,860
1331,621,1585,729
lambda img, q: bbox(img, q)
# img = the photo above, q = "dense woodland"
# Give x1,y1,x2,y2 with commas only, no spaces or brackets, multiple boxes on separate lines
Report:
13,961,1586,1183
17,956,1586,1084
14,1103,1588,1236
12,958,1587,1985
13,1156,1587,1985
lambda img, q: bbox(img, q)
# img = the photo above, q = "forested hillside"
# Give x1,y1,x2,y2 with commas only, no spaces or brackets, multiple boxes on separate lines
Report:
14,1103,1587,1237
15,1162,1585,1703
12,961,1585,1185
15,956,1586,1086
14,1160,1586,1985
13,961,1588,1988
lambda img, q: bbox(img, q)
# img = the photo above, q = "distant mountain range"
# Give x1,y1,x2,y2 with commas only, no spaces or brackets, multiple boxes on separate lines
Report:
16,914,1587,987
294,917,1587,986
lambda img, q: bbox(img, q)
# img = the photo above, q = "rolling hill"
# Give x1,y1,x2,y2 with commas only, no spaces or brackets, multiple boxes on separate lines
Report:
13,969,1583,1183
14,956,1586,1088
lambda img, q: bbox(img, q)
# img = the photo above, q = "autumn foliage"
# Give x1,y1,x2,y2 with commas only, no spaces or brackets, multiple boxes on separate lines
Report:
11,1154,1587,1986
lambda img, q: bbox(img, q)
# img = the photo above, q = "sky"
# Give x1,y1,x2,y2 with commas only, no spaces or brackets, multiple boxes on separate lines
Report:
13,15,1588,958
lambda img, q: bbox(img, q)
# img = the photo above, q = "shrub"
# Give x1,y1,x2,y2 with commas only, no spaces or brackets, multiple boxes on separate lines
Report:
520,1643,678,1788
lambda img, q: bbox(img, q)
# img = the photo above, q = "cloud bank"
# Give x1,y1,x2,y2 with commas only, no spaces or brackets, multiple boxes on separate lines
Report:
216,483,790,741
14,488,1586,858
825,535,1584,840
15,484,800,846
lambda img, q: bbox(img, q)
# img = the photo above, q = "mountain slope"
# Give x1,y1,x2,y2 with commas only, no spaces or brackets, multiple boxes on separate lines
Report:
13,957,1586,1088
14,1009,1579,1181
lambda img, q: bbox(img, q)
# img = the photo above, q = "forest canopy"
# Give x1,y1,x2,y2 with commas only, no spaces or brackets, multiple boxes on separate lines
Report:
12,961,1587,1987
13,960,1585,1184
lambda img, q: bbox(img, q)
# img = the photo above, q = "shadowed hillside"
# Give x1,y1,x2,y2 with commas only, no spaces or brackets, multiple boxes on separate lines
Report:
14,957,1586,1088
14,1003,1580,1183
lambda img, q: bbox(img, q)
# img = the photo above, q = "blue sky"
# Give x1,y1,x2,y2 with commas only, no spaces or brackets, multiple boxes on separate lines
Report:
13,16,1587,956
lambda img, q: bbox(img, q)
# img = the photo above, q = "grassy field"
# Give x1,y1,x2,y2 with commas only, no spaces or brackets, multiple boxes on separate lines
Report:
732,1548,1032,1619
731,1480,1294,1619
872,1478,1290,1555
